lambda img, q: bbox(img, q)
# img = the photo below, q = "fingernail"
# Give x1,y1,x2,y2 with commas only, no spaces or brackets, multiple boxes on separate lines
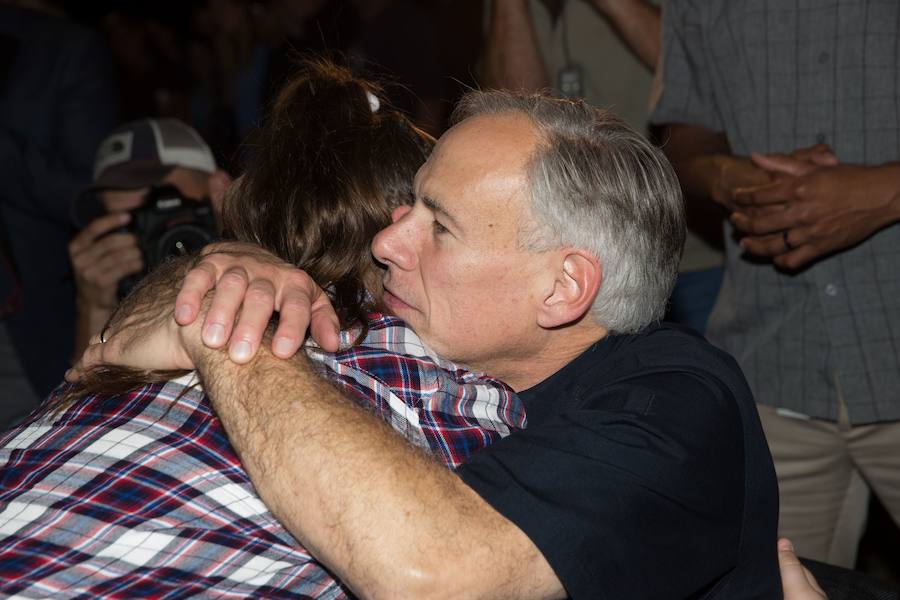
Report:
205,323,225,346
119,212,131,224
176,304,193,323
232,340,252,362
273,337,294,357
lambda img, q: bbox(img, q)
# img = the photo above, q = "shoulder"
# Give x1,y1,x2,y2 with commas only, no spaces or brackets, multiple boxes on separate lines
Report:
537,324,750,416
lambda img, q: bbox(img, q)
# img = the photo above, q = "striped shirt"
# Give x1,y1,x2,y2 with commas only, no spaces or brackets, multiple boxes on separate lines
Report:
0,313,525,598
651,0,900,423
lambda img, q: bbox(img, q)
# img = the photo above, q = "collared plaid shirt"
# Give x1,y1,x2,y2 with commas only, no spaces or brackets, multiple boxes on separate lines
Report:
0,313,525,598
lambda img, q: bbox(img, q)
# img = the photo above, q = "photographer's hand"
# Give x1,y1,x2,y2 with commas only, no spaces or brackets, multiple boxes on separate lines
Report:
69,211,144,358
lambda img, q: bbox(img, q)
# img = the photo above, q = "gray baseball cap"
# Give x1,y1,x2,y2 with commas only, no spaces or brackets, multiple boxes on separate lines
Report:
72,119,216,228
89,118,216,190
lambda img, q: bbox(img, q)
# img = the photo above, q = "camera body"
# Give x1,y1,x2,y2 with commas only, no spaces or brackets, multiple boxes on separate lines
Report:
117,185,217,297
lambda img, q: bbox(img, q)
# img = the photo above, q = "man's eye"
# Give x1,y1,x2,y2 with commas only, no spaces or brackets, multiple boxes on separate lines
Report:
432,220,448,235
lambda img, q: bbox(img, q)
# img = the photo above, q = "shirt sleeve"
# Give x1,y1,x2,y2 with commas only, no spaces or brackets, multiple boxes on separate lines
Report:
649,0,723,131
455,373,745,600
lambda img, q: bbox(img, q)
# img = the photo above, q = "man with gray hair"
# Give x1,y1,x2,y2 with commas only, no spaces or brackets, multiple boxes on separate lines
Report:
82,90,780,598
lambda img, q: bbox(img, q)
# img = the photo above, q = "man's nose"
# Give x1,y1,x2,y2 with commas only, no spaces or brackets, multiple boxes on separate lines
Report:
372,205,416,270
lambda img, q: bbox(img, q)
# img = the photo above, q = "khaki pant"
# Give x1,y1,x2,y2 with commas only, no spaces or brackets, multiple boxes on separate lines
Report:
758,402,900,568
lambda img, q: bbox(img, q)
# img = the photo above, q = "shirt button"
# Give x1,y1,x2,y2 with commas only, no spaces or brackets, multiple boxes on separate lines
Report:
824,283,838,297
816,132,827,144
818,51,830,64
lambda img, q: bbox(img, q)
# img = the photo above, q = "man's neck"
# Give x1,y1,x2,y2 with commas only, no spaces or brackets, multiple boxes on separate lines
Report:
490,322,608,392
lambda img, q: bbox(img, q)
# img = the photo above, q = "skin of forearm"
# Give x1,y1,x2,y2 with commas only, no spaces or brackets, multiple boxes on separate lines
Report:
594,0,661,71
484,0,552,90
192,339,562,599
662,123,739,205
875,162,900,225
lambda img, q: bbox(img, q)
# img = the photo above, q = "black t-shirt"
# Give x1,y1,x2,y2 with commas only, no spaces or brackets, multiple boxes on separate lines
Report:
456,324,781,599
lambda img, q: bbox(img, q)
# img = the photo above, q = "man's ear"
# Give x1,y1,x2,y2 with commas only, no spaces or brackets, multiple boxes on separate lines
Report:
537,249,602,328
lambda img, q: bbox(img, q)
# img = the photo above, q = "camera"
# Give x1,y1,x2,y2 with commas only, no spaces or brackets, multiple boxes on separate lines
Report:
117,184,217,297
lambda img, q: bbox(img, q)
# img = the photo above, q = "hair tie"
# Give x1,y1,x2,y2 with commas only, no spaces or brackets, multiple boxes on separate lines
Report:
366,91,380,113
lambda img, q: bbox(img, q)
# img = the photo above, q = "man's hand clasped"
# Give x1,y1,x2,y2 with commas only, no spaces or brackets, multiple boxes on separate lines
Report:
67,242,341,380
174,242,340,362
728,144,900,270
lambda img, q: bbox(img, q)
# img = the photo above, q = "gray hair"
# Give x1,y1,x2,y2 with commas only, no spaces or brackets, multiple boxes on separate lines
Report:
453,90,685,334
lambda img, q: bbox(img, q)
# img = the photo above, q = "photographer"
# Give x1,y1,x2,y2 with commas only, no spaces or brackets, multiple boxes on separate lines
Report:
69,118,229,358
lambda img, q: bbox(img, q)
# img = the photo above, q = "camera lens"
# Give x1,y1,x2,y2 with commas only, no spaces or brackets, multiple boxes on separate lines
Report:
153,224,216,265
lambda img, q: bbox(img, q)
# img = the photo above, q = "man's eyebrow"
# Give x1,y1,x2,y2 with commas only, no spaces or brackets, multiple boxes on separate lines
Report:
422,195,461,230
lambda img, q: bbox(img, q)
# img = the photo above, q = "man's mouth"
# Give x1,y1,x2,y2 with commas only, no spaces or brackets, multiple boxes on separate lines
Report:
382,286,414,314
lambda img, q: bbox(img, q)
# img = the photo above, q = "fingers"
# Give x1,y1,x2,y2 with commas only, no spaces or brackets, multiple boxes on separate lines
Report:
773,245,819,271
733,179,796,208
271,281,340,356
308,310,341,353
71,232,141,270
791,143,839,167
730,208,797,236
69,212,131,255
70,229,144,308
739,229,819,270
202,266,249,348
79,246,144,288
271,287,313,359
227,278,275,363
175,260,219,325
750,152,816,177
174,243,340,360
777,538,827,599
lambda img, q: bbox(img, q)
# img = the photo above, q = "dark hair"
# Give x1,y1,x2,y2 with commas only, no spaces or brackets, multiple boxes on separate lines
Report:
61,60,433,405
223,59,432,329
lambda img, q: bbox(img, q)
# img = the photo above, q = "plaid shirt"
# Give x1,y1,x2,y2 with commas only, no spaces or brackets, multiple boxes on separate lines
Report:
0,313,525,598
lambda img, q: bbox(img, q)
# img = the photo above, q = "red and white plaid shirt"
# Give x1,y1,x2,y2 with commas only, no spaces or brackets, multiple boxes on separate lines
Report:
0,313,525,598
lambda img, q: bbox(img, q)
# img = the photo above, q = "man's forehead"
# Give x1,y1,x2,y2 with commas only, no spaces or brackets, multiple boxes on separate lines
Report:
414,113,537,196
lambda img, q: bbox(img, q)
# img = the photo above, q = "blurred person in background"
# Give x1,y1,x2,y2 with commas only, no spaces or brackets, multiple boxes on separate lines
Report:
484,0,725,335
652,0,900,569
0,0,119,428
69,118,230,359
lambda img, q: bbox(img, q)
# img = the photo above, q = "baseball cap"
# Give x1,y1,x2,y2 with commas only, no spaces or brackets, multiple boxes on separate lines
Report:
89,118,216,190
72,118,217,228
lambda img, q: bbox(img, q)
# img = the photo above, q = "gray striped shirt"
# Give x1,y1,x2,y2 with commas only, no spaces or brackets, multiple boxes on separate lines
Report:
651,0,900,424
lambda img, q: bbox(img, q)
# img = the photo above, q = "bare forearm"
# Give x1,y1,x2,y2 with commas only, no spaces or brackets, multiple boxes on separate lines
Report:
871,162,900,226
594,0,660,70
194,342,561,599
661,123,766,211
484,0,551,90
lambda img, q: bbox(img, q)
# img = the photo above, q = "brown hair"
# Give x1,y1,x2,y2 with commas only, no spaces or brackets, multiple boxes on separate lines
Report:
224,59,433,329
62,59,433,405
